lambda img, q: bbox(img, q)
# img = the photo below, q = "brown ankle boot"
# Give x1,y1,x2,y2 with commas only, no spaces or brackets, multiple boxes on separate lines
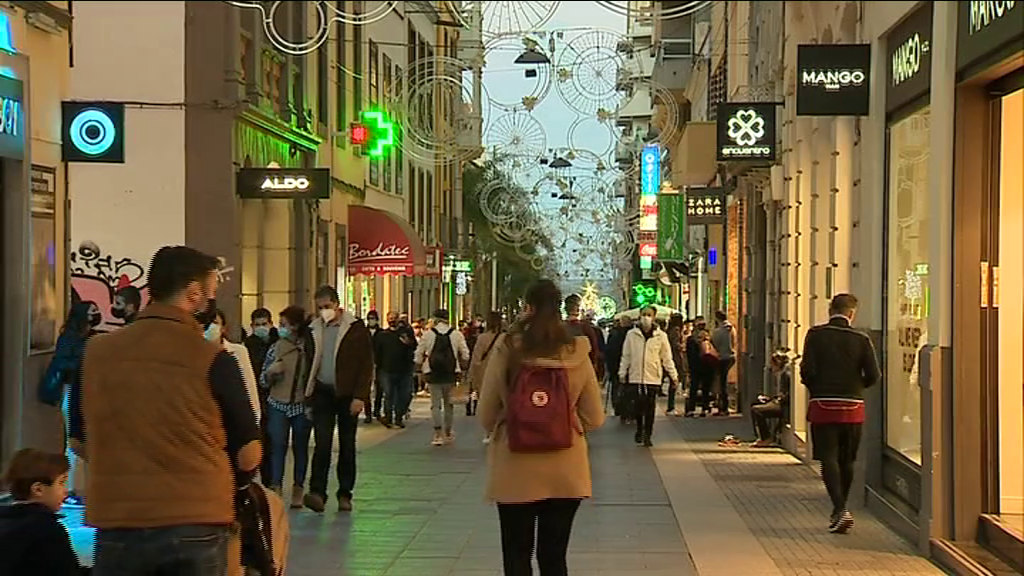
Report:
290,485,304,509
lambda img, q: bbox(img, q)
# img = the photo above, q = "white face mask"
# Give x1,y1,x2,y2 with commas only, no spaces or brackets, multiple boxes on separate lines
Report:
204,323,222,342
320,308,336,324
640,316,654,329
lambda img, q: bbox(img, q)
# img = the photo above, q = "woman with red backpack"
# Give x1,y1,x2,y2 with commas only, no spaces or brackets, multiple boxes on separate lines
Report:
478,279,605,576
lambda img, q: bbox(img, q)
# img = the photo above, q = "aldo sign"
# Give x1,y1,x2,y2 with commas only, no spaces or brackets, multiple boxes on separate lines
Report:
797,44,871,116
236,168,330,199
716,102,776,163
62,102,125,163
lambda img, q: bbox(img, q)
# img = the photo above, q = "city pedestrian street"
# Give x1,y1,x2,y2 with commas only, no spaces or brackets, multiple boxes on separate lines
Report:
62,400,944,576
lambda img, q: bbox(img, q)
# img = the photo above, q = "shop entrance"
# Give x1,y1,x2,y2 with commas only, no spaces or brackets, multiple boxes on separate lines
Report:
985,86,1023,533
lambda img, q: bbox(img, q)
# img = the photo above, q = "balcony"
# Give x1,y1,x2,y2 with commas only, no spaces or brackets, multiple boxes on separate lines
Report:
652,11,694,92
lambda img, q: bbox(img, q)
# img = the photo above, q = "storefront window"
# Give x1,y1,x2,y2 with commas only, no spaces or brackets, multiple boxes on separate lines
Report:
30,166,58,351
885,107,930,465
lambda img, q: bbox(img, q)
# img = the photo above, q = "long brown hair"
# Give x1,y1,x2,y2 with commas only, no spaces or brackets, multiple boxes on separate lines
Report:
512,279,573,359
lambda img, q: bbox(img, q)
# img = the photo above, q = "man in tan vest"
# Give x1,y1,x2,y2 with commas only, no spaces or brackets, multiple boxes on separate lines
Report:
77,245,261,575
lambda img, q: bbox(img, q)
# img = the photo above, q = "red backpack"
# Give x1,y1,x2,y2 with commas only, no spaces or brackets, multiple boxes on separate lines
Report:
506,363,577,452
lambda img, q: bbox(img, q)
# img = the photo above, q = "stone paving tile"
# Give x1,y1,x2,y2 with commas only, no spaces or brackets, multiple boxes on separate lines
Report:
286,399,695,575
667,415,945,576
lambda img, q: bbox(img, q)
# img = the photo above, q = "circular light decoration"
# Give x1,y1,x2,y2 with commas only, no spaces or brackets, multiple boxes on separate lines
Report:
555,29,629,116
597,296,618,320
483,36,553,112
446,1,559,38
69,108,116,156
224,1,398,55
594,1,711,20
485,112,547,167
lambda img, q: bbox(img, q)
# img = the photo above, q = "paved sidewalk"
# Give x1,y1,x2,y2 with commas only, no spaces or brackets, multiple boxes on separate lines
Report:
287,400,695,575
663,414,943,576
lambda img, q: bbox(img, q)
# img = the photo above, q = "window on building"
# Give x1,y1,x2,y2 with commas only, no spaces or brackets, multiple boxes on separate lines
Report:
335,1,346,147
408,164,417,225
293,69,305,130
369,40,379,105
394,64,404,196
317,227,329,287
426,173,434,242
417,168,425,234
885,106,930,466
263,52,284,116
318,44,328,127
240,34,253,87
291,1,306,130
30,166,57,351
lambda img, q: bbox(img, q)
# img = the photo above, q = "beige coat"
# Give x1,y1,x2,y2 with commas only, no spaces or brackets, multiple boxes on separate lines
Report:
479,335,606,503
467,330,502,392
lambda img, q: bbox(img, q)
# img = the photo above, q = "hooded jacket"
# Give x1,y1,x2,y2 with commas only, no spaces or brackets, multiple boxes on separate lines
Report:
479,335,605,503
619,326,678,386
0,502,84,575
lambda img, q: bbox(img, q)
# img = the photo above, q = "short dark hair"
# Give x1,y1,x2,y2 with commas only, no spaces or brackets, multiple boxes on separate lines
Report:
214,309,228,327
2,448,69,501
116,285,142,308
564,294,582,313
433,308,449,322
715,310,727,321
314,285,339,303
640,305,657,315
279,305,306,328
367,310,379,319
147,246,220,303
251,308,272,323
830,293,859,316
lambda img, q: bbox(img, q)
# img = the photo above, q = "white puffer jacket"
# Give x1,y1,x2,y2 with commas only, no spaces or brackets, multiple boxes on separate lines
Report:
618,326,679,386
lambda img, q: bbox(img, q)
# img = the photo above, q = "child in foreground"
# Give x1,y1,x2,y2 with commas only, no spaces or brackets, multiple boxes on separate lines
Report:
0,448,86,575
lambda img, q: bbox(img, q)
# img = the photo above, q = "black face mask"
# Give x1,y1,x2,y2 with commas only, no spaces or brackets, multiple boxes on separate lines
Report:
194,298,217,328
88,314,102,328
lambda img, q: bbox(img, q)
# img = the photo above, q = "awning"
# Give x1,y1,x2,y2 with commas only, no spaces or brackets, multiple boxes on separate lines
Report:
347,205,427,275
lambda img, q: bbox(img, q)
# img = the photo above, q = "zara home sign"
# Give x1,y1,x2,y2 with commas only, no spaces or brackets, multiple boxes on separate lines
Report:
797,44,871,116
716,102,777,162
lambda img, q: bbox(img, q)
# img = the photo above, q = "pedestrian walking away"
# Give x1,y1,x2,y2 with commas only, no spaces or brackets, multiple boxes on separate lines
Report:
304,285,374,513
800,293,881,534
618,305,678,447
375,311,419,428
415,308,471,446
478,279,605,576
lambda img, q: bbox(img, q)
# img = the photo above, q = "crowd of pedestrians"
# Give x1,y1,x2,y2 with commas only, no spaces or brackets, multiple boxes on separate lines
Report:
0,244,881,575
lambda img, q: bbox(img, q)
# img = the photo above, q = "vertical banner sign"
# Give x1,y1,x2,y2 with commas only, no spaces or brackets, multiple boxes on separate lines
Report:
886,3,932,114
657,192,687,261
686,187,726,225
641,144,660,196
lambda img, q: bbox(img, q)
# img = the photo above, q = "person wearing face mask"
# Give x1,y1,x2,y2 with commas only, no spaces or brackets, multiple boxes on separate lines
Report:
243,307,278,484
303,285,375,513
364,310,384,424
39,301,100,508
618,306,678,447
111,284,143,326
374,311,418,427
75,245,262,575
208,309,262,425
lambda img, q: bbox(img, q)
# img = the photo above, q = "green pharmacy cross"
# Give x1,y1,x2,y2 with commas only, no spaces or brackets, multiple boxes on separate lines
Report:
350,109,395,158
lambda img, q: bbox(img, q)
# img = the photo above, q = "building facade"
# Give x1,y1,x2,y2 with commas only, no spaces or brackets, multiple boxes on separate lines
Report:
660,0,1024,570
0,1,72,463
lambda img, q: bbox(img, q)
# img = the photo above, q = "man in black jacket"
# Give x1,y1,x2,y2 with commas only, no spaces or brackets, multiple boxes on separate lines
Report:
244,307,277,483
375,311,418,427
604,316,632,422
800,293,881,534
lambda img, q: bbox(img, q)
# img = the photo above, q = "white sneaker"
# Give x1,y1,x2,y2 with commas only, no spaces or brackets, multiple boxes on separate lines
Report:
431,432,444,446
444,431,456,444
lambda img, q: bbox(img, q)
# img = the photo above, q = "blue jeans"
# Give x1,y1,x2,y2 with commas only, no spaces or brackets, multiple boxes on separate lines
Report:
265,405,312,489
381,372,414,424
93,525,229,576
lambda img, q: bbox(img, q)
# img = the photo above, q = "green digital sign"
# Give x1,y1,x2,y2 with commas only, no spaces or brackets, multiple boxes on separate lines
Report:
631,280,661,308
350,109,395,158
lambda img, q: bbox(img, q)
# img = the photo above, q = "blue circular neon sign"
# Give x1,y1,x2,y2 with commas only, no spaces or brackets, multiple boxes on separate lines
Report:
69,108,116,156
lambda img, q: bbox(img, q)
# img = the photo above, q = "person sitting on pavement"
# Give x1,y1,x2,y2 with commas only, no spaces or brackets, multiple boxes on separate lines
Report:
478,279,605,576
75,245,262,575
751,350,793,447
0,449,85,575
619,306,679,447
303,285,374,513
261,305,314,507
415,309,471,446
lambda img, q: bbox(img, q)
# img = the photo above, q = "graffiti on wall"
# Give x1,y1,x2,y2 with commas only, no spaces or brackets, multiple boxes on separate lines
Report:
70,241,235,331
70,241,150,331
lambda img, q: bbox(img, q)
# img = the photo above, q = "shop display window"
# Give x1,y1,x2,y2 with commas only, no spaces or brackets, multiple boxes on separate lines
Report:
885,107,930,465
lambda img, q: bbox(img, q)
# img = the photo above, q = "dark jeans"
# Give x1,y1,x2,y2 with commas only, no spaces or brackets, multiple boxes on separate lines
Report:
381,371,414,424
630,385,660,441
716,357,736,413
265,405,313,489
93,525,229,576
364,371,386,420
685,371,714,414
309,385,358,502
497,498,581,576
666,378,680,412
811,422,863,515
750,400,784,441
